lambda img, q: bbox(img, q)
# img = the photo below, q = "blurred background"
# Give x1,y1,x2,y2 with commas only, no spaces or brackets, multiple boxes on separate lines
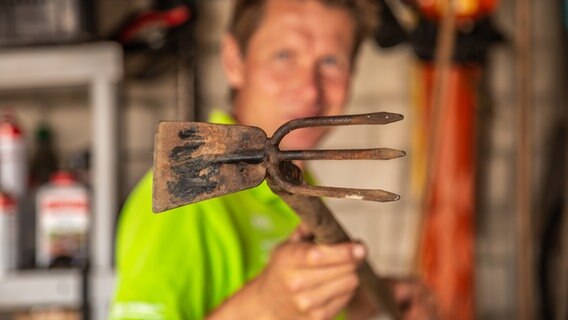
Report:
0,0,565,319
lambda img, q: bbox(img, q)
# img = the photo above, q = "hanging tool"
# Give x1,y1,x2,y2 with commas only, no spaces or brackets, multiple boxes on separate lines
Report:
152,112,406,319
515,0,535,318
386,0,502,318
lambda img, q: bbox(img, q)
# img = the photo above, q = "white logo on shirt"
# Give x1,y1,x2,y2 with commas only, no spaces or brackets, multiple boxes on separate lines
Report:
251,214,274,231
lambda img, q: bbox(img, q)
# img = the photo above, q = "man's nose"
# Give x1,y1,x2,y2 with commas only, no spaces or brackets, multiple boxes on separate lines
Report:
294,65,322,104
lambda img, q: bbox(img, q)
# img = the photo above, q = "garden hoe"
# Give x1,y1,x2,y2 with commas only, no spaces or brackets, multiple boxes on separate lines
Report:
152,112,405,319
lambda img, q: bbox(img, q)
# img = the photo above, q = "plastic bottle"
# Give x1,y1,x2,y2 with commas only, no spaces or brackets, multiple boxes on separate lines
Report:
0,109,27,199
0,191,17,277
30,122,58,188
36,171,89,268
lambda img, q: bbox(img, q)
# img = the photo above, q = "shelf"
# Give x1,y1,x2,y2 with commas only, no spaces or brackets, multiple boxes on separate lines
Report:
0,42,123,319
0,270,81,310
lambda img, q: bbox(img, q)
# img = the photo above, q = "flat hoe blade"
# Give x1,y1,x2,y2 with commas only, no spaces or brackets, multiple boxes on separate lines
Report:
153,122,267,212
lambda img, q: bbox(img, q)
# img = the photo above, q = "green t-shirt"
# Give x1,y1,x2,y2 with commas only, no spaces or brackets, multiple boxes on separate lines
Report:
110,111,300,319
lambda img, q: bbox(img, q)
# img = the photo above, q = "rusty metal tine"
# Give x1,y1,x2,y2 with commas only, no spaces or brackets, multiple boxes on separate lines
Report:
288,184,400,202
271,112,404,145
269,166,400,202
266,112,406,202
279,148,406,161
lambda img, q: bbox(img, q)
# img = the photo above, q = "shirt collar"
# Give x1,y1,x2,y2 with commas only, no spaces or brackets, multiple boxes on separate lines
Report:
209,109,237,125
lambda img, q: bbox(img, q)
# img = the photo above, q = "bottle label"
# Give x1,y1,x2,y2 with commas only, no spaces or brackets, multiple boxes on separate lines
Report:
36,190,89,267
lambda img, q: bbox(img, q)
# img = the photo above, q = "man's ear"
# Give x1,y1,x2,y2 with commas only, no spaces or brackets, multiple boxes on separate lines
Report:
221,34,245,89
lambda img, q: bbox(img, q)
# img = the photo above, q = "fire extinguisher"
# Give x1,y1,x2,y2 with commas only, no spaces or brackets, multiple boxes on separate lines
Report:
0,109,28,199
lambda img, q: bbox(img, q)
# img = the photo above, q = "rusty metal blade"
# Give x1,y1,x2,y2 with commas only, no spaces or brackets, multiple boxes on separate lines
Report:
153,121,268,212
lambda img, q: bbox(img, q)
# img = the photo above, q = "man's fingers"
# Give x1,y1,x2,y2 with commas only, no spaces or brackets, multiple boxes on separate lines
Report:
390,277,441,320
304,243,366,267
294,273,359,313
392,279,416,311
284,263,358,292
307,291,354,320
263,239,369,320
275,242,366,268
392,278,416,299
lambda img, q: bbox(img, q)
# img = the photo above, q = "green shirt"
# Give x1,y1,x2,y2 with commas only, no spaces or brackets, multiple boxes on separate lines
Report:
110,111,300,319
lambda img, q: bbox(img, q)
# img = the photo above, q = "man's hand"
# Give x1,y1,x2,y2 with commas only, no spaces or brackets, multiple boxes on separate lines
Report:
348,275,440,320
208,224,439,320
391,277,440,320
206,224,365,320
254,226,367,320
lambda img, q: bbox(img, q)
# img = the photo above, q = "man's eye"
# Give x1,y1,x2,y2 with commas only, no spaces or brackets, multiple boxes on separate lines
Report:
274,50,292,60
320,56,339,67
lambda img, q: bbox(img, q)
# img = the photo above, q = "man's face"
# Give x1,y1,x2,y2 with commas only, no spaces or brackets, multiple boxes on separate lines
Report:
224,0,356,150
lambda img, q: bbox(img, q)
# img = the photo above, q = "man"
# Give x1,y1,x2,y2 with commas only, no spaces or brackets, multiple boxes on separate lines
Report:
111,0,437,319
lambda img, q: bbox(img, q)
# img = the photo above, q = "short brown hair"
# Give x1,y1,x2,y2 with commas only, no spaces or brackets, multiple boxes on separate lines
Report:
228,0,378,58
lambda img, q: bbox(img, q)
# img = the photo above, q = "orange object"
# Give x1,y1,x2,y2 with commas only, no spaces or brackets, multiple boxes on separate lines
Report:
417,0,498,21
413,62,480,320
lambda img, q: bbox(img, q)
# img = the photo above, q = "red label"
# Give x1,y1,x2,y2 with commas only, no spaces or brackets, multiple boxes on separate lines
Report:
41,200,88,213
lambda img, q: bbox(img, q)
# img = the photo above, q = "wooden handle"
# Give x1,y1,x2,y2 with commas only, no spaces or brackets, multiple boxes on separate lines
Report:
266,161,400,319
274,190,401,319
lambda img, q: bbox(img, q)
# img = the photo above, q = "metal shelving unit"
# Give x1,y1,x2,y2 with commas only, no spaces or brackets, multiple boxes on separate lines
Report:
0,42,123,320
0,270,80,309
